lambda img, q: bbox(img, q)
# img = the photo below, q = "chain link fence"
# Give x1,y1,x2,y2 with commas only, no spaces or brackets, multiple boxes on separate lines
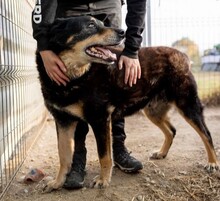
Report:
144,0,220,105
0,0,46,199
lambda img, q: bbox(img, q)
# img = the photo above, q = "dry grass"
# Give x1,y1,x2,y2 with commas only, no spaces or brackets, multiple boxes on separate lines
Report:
193,72,220,104
132,161,220,201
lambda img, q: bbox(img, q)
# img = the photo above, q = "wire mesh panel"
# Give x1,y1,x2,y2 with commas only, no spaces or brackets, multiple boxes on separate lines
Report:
145,0,220,104
0,0,46,198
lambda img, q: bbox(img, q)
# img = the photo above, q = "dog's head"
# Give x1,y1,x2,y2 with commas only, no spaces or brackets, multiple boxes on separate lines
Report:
49,16,125,66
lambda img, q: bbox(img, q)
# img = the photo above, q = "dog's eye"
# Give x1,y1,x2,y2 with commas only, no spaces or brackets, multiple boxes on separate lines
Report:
88,22,95,28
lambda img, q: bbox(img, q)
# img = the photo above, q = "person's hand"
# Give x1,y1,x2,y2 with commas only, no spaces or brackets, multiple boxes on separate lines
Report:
40,50,70,86
118,55,141,87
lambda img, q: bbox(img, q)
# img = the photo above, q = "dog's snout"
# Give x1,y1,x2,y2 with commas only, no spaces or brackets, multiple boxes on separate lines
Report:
116,29,125,38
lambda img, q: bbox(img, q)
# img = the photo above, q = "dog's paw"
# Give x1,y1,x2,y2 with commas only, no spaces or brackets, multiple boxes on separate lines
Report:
91,175,110,189
150,151,166,160
43,180,61,193
204,163,219,173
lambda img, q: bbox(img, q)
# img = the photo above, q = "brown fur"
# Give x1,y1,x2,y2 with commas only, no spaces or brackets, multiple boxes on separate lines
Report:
36,16,218,192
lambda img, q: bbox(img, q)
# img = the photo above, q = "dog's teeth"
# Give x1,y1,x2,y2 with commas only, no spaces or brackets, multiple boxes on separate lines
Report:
86,46,116,61
91,47,98,52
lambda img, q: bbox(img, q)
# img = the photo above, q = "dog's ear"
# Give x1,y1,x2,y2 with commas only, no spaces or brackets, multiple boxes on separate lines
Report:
48,18,70,49
49,18,69,33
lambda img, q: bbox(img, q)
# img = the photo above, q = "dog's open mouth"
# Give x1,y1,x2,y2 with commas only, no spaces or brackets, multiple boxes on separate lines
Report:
85,46,117,62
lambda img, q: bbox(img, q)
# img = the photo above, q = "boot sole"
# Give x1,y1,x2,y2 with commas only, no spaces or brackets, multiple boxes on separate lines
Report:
114,162,143,173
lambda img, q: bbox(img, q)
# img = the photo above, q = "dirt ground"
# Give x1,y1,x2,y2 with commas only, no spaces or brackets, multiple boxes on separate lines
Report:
3,107,220,201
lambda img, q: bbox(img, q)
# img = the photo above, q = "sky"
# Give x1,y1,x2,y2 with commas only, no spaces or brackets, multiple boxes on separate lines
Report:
122,0,220,54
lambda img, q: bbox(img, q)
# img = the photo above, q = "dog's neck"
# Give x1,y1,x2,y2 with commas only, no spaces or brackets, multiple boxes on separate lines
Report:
59,50,91,79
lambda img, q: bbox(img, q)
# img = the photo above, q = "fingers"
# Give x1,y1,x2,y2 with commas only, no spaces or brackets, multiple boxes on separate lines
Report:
56,59,67,73
125,65,136,87
40,50,70,86
49,73,59,85
119,55,141,87
48,64,69,86
52,70,67,86
118,58,123,70
138,64,141,79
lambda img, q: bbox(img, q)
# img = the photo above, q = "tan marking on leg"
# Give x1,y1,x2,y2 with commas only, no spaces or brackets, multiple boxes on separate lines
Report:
143,108,174,159
96,154,113,187
44,122,77,192
181,115,217,164
93,121,112,188
176,107,218,171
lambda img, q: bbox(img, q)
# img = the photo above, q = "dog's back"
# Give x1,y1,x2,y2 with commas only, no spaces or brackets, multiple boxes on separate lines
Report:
109,46,194,117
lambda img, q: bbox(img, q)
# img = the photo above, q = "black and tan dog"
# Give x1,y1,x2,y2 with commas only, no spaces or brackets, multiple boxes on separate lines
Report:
36,16,219,192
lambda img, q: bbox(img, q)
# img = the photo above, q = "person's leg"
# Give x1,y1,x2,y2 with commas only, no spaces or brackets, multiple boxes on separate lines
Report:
64,0,142,189
63,120,88,189
112,118,143,172
92,0,143,173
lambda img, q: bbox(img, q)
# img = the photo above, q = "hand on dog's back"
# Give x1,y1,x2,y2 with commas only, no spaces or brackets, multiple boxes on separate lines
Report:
118,55,141,87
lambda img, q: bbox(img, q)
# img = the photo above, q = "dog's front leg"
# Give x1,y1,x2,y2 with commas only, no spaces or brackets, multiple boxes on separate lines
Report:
44,121,77,192
90,118,112,188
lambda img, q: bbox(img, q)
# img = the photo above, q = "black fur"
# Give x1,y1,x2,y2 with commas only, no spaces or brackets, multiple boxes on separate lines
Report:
36,16,218,191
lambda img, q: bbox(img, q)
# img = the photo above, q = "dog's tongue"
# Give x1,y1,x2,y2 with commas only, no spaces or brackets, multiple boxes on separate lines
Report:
95,47,117,61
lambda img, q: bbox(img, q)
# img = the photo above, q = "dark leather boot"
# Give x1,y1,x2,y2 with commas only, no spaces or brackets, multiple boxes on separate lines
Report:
112,118,143,173
63,121,88,189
